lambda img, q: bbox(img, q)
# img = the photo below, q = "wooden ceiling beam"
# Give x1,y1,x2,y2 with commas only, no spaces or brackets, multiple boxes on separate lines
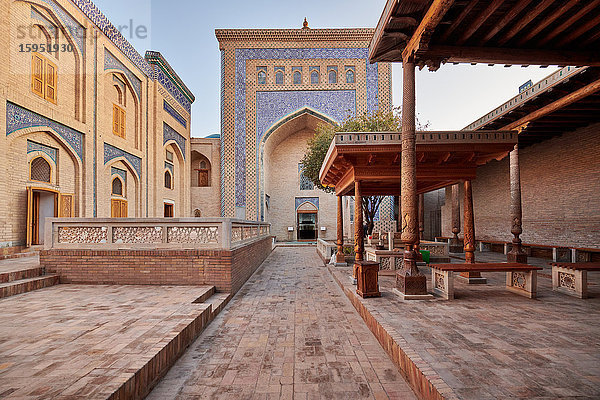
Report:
497,0,555,46
555,6,600,47
402,0,456,61
478,0,534,46
516,1,580,46
538,0,600,47
439,0,479,41
455,0,504,45
422,45,600,66
502,79,600,130
580,26,600,47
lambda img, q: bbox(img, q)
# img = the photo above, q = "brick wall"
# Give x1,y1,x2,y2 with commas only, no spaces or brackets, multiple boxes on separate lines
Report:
40,236,273,293
442,123,600,249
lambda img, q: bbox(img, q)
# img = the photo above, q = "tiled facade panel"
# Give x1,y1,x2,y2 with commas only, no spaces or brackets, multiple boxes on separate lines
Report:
217,29,392,221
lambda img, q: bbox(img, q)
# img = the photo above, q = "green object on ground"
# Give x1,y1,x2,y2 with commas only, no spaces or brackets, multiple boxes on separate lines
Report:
420,250,430,264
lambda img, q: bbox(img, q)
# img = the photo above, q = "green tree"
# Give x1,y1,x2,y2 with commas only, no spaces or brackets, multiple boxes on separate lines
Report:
300,109,403,235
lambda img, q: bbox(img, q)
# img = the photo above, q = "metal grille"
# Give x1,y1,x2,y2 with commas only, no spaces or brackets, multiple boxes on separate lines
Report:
30,157,51,182
112,178,123,196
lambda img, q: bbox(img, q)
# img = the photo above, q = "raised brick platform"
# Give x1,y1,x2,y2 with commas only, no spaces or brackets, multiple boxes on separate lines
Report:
40,236,273,294
0,284,231,399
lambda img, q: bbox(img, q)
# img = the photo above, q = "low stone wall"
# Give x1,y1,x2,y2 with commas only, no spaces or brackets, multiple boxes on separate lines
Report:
40,236,273,293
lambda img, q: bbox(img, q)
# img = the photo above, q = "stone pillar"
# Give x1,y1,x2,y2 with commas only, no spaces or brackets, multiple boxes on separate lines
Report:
449,184,462,252
507,144,528,263
336,195,346,265
354,181,364,263
396,59,427,297
460,180,486,284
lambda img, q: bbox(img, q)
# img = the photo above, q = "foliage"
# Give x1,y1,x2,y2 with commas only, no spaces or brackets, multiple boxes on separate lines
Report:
301,108,418,235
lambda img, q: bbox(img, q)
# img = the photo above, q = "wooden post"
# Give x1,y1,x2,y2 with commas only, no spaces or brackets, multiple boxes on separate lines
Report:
336,194,346,265
354,181,364,262
449,183,462,252
396,59,427,297
507,144,528,263
461,180,486,284
419,194,425,240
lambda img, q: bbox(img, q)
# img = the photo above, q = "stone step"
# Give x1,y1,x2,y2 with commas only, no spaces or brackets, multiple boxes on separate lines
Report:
205,293,232,319
0,266,45,283
0,251,40,261
0,274,59,299
191,285,216,304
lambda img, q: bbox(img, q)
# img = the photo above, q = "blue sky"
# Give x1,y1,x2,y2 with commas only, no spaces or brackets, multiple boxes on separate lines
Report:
93,0,558,136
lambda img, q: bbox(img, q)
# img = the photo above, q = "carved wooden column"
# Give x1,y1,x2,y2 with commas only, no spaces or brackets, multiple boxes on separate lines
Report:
449,184,462,252
460,180,486,284
354,181,364,263
507,144,528,263
396,59,427,297
336,194,346,265
419,194,425,240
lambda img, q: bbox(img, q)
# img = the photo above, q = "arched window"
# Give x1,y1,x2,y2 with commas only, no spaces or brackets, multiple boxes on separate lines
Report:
194,209,202,217
30,157,51,183
275,70,284,85
257,70,266,85
164,170,173,189
293,71,302,85
111,177,123,196
311,70,319,84
328,70,337,84
346,69,355,83
200,160,207,169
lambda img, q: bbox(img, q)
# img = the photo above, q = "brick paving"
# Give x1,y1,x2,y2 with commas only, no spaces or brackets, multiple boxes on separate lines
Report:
0,284,215,398
331,250,600,400
149,247,417,400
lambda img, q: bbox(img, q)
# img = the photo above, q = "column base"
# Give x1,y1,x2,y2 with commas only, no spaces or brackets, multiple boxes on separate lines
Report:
334,262,348,267
507,252,528,264
457,272,487,284
392,288,434,300
395,271,428,296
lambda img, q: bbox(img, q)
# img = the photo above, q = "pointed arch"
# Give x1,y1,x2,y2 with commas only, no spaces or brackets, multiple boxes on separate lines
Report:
256,107,337,221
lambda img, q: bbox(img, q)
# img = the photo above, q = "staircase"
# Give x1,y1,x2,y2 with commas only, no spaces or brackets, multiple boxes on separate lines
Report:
0,257,59,299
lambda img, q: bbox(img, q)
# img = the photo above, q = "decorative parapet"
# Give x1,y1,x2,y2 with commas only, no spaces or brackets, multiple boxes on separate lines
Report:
333,130,517,146
45,218,270,250
215,28,375,45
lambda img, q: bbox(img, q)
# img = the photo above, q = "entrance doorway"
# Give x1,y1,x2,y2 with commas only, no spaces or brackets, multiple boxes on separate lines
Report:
297,212,317,241
164,203,174,217
27,188,57,246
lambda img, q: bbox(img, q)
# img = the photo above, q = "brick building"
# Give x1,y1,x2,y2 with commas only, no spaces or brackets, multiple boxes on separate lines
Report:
191,23,394,241
442,66,600,257
1,0,194,252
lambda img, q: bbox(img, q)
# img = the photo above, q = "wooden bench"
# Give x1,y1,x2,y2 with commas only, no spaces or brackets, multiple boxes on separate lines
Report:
551,262,600,298
430,263,543,300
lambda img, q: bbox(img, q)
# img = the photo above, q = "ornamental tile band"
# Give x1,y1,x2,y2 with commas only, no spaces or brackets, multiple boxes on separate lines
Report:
163,123,186,159
111,166,127,184
163,100,187,128
146,51,194,114
27,140,58,163
7,102,84,160
104,143,142,178
104,49,142,100
69,0,152,76
295,197,319,210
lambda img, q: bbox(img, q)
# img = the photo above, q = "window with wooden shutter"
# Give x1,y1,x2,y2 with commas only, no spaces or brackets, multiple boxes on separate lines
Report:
31,54,45,98
113,104,126,138
45,59,57,103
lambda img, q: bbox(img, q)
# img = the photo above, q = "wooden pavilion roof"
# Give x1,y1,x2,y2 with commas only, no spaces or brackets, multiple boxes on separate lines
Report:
464,66,600,147
369,0,600,68
319,131,517,196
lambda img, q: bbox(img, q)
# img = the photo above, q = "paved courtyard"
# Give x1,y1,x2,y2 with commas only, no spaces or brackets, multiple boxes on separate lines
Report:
331,250,600,399
149,247,417,400
0,284,215,398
